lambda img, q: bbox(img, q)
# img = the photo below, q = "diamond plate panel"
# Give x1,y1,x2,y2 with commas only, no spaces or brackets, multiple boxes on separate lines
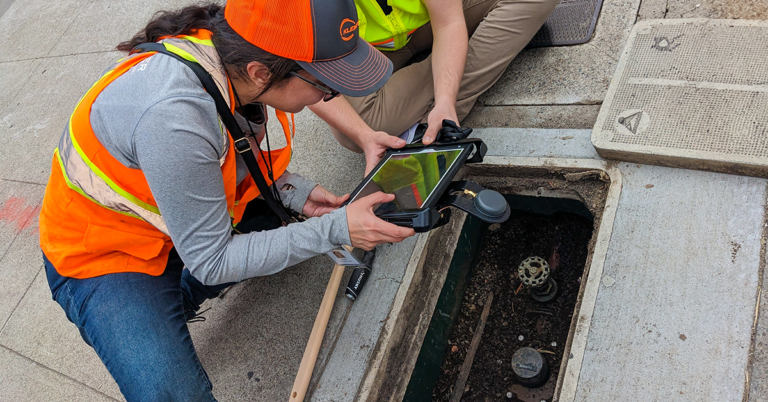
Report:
527,0,604,47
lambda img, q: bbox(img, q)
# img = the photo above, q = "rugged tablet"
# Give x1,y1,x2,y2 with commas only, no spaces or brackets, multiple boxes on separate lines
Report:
344,139,497,232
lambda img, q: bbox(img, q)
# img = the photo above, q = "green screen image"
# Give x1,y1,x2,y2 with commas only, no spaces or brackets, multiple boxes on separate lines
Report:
353,148,462,213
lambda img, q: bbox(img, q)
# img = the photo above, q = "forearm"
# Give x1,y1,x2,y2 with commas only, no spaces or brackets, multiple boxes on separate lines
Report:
193,208,350,285
309,97,374,148
428,0,468,109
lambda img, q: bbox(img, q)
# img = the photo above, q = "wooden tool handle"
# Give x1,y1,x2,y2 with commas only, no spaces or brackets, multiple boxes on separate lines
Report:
289,263,346,402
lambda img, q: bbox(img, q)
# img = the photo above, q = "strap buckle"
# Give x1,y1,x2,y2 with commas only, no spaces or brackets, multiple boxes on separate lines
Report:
284,213,308,225
234,137,251,154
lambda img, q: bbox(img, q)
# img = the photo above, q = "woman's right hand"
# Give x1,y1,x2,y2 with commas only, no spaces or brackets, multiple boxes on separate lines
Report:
346,192,416,250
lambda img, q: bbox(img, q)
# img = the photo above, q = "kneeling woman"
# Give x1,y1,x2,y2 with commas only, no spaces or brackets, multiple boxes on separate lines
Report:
38,0,413,400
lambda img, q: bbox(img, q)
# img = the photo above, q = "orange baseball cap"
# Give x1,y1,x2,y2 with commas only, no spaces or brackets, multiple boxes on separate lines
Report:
225,0,392,97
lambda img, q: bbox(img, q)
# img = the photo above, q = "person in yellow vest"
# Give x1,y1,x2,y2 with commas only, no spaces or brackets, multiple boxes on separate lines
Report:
310,0,560,174
38,0,414,400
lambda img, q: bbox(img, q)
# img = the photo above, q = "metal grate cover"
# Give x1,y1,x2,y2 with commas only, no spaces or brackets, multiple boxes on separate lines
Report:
527,0,603,48
592,19,768,177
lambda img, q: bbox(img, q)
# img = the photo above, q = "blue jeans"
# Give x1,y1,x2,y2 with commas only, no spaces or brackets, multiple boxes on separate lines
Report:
44,200,282,402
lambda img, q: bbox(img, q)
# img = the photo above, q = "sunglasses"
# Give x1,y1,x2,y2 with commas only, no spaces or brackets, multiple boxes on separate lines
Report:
289,71,340,102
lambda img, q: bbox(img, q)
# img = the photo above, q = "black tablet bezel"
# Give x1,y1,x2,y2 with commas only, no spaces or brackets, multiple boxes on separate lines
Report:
344,140,478,212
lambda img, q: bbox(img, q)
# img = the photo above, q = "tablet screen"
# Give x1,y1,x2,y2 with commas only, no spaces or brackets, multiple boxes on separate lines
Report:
351,146,464,213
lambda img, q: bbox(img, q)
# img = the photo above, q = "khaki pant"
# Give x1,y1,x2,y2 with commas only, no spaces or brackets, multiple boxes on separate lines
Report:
333,0,560,152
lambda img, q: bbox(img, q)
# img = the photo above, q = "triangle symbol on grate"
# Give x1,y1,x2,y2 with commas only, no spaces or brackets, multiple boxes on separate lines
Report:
622,111,643,134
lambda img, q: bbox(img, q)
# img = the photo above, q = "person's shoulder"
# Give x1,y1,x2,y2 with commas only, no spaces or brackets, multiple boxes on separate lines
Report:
116,53,225,153
109,54,213,105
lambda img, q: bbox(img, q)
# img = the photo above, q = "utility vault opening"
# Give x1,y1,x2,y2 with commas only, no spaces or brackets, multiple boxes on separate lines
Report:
405,195,594,401
361,164,612,402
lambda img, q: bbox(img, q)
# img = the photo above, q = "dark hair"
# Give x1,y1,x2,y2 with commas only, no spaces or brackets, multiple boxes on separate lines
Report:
117,3,300,96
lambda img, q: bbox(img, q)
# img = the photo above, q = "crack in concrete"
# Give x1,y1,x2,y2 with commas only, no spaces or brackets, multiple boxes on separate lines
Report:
0,193,45,335
375,275,402,285
44,0,96,59
586,42,620,63
0,266,41,335
0,50,118,65
0,344,121,401
0,178,46,186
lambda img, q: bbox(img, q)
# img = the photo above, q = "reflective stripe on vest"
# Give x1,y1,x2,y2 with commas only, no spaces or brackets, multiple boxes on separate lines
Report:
355,0,430,51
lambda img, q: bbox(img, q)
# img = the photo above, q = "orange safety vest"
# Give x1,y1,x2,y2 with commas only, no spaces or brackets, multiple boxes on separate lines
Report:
39,30,295,279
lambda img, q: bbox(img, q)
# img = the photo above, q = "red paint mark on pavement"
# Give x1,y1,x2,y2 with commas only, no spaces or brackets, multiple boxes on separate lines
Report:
0,197,38,232
20,205,41,231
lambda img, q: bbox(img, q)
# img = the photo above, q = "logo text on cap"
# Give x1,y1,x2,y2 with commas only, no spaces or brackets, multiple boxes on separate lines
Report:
340,18,358,41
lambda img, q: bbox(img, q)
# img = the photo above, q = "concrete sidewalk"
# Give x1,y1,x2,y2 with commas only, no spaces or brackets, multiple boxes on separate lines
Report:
1,0,767,401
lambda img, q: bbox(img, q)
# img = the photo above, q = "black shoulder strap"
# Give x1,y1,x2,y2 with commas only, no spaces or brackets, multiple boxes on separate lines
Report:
134,43,295,224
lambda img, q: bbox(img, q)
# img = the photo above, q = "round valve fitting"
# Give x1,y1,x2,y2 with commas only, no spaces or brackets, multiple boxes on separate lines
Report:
511,347,550,388
517,256,550,288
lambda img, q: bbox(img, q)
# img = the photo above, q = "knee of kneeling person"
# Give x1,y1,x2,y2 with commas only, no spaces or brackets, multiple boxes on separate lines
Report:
330,126,364,153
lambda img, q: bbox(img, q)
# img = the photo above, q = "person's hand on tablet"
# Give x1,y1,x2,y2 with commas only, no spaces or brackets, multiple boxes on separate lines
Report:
346,192,415,250
361,131,406,176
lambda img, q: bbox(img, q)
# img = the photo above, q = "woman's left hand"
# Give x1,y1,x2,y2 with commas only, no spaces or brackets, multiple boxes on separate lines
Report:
362,131,406,176
302,185,350,217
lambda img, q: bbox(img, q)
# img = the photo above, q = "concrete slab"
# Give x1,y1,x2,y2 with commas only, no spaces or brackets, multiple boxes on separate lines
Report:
749,241,768,402
0,51,122,183
0,59,41,116
0,180,44,261
0,0,15,20
0,0,89,63
638,0,768,23
637,0,668,20
48,0,203,57
0,272,123,400
571,164,767,402
665,0,768,20
478,0,640,106
473,127,600,159
462,104,601,130
0,180,44,328
0,346,116,401
592,19,768,177
0,180,43,259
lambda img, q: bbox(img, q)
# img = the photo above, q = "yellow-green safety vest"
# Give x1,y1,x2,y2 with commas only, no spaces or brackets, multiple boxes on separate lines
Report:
355,0,431,51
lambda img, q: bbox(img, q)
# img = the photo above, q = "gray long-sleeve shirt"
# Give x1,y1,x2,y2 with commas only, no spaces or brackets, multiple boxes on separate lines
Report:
85,52,350,285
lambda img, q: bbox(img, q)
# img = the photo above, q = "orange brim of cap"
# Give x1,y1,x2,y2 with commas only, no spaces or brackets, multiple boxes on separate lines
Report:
297,38,393,97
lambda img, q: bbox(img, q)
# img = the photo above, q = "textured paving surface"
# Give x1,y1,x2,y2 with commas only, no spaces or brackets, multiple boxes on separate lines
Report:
574,164,766,401
639,0,768,20
528,0,604,47
592,19,768,177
